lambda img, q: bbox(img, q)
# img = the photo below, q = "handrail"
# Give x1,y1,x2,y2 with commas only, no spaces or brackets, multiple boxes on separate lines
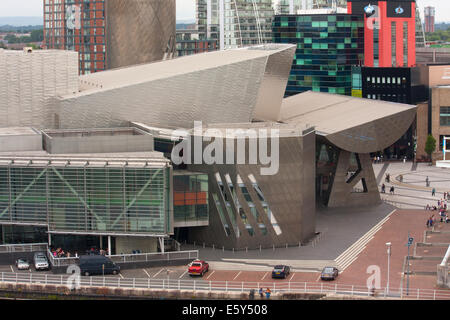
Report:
440,244,450,267
0,271,449,300
0,243,48,253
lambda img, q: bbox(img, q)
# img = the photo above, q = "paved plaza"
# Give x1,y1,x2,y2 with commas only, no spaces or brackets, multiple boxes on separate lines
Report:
179,161,450,291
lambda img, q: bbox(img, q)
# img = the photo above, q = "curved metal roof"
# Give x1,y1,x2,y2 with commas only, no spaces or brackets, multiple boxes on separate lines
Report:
280,91,417,153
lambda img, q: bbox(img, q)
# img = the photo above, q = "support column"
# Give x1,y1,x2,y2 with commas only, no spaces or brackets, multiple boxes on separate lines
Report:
108,236,111,256
159,237,165,254
48,233,51,247
99,236,103,251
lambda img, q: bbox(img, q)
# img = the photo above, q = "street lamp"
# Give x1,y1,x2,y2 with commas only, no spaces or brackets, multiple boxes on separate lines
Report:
386,242,392,295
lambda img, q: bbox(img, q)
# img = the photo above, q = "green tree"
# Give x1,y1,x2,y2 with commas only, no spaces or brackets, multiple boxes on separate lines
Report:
425,134,437,162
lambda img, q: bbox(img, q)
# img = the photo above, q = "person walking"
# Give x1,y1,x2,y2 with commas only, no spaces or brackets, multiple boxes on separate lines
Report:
381,184,386,193
259,288,264,298
390,186,395,195
432,188,436,197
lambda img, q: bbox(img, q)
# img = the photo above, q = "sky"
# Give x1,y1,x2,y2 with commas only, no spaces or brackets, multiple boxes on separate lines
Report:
0,0,449,22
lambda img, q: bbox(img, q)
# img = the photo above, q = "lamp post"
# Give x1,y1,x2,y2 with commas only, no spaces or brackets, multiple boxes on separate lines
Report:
386,242,391,295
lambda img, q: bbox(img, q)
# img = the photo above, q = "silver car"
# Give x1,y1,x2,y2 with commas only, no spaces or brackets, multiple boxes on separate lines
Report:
33,252,49,271
15,258,30,270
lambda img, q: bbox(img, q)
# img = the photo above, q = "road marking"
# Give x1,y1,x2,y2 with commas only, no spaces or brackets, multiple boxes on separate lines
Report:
10,265,13,272
316,274,322,282
206,270,215,280
143,269,151,278
233,271,242,281
179,270,188,279
261,272,268,281
119,273,124,279
288,273,295,281
153,268,164,278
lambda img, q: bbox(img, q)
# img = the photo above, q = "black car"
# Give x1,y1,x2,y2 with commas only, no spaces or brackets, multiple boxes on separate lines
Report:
79,255,120,276
272,265,290,279
320,267,339,281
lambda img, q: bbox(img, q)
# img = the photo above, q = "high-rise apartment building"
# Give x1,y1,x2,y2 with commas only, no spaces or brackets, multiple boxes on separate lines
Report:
424,6,435,33
196,0,275,50
276,0,347,14
43,0,176,74
347,0,416,68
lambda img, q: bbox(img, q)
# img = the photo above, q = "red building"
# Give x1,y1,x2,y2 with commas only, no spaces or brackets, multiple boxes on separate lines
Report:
43,0,106,75
347,0,416,68
424,6,436,33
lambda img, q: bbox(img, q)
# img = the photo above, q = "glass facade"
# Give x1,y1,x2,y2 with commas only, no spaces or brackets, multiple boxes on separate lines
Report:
173,173,209,224
0,165,171,236
273,14,364,96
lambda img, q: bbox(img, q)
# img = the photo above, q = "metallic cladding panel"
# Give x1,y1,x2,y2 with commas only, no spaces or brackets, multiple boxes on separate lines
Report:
326,108,417,154
186,133,316,249
105,0,176,69
57,57,269,129
253,45,296,121
0,50,78,129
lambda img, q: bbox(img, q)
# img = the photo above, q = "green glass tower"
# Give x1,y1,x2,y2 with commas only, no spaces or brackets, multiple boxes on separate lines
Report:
273,14,364,96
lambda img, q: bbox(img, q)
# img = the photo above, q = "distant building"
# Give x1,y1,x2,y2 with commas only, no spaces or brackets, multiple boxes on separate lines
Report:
424,6,436,33
43,0,176,74
273,13,364,97
176,29,218,57
347,0,417,68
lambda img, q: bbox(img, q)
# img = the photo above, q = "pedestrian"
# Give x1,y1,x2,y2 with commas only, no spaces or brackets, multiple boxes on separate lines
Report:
432,188,436,197
265,288,271,299
390,186,395,194
381,184,386,193
445,192,447,200
426,204,430,210
259,288,264,298
386,173,390,183
426,176,429,187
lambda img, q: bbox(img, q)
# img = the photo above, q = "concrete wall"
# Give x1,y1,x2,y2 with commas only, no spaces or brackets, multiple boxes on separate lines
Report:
0,132,42,152
115,237,158,255
44,133,154,154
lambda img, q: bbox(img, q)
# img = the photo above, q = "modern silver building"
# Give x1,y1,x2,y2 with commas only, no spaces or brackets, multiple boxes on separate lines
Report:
0,44,417,251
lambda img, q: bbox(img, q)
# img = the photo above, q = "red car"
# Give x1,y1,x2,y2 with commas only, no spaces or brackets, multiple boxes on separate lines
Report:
188,259,209,276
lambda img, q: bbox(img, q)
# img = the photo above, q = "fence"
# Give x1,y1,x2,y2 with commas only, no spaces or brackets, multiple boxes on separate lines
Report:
0,243,48,254
0,272,449,300
47,249,199,267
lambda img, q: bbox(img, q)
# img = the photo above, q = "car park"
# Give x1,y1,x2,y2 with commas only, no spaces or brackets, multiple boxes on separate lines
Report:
188,259,209,276
79,255,120,276
320,267,339,281
15,258,30,270
271,265,290,279
33,252,50,271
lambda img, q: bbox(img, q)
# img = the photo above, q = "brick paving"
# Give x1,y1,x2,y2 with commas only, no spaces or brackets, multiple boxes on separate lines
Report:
415,245,449,257
333,209,441,290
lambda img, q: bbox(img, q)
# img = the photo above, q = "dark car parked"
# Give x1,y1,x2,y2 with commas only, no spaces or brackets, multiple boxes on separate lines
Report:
320,267,339,281
79,255,120,276
272,265,290,279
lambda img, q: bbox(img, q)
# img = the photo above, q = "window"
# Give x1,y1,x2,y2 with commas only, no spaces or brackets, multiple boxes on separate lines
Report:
440,107,450,126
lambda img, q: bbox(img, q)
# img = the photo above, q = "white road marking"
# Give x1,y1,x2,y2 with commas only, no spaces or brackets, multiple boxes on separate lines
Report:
119,273,124,279
261,272,269,281
10,265,13,272
153,268,164,278
233,271,242,280
143,269,151,278
316,274,322,282
179,270,188,279
206,270,215,280
288,273,295,281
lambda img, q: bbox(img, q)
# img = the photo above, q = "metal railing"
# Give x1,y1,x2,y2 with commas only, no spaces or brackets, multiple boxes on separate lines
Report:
47,249,199,267
0,272,449,300
0,243,48,254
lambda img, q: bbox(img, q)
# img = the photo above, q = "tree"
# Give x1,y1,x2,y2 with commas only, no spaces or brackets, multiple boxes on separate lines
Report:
425,134,436,162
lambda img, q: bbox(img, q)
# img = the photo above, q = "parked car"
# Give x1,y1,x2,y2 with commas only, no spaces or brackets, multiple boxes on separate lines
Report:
79,255,120,276
188,259,209,276
33,252,49,271
271,265,290,279
320,267,339,281
15,258,30,270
